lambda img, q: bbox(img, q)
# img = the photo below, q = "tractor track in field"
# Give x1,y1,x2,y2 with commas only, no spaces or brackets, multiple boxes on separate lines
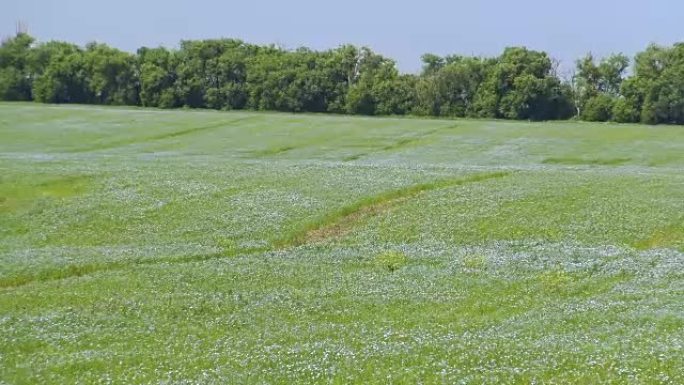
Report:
343,125,456,161
0,247,268,289
0,170,510,290
69,116,257,153
276,171,512,247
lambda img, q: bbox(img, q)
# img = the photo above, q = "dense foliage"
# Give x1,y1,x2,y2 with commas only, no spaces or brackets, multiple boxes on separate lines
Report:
2,33,684,123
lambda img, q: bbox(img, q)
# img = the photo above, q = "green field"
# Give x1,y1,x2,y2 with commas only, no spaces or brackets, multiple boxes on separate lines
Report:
1,103,683,384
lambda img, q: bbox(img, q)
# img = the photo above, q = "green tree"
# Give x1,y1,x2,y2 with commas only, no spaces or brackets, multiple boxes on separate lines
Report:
472,47,572,120
84,43,139,105
213,48,248,109
0,33,34,100
582,94,615,122
420,53,445,76
612,77,642,123
345,48,400,115
31,42,92,104
630,43,684,124
574,53,629,121
138,47,178,108
415,56,489,117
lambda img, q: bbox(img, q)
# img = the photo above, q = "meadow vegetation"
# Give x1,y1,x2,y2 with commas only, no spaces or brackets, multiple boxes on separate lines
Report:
0,103,683,383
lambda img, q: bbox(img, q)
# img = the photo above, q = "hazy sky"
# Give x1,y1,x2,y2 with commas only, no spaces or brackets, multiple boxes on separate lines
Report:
3,0,683,74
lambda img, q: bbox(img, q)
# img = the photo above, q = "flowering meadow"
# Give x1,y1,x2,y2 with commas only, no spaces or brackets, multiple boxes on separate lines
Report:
1,103,683,384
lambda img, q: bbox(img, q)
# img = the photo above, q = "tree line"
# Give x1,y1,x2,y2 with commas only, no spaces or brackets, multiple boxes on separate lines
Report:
2,33,684,124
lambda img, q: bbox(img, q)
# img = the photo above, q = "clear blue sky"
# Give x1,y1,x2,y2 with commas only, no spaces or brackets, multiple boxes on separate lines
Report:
3,0,682,74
